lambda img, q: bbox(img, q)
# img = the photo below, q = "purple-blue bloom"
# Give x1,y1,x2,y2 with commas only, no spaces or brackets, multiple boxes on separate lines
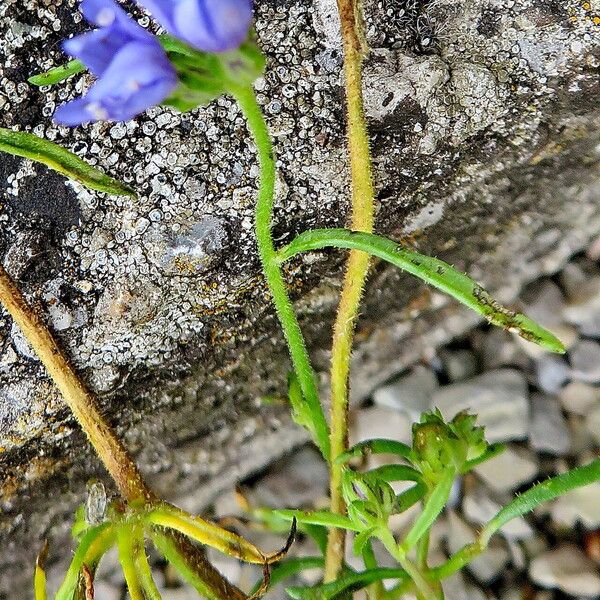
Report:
55,0,178,125
136,0,253,53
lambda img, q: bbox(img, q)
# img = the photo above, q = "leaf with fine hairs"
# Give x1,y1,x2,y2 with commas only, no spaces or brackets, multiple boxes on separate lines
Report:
0,128,135,196
277,229,566,354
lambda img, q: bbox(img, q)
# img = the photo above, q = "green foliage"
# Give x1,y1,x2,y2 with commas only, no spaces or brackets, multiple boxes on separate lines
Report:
28,59,85,86
0,128,136,196
277,228,566,354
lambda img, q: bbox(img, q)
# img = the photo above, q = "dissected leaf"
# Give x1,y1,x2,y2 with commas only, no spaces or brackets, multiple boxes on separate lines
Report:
0,128,135,196
277,229,565,354
335,439,412,464
29,59,86,86
286,567,408,600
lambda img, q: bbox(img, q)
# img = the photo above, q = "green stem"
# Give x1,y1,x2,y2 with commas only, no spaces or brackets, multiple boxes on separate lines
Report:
232,85,330,459
325,0,376,582
362,540,385,600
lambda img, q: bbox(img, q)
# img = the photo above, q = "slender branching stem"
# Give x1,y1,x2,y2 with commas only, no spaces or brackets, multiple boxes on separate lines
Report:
233,84,330,460
0,265,150,504
325,0,376,581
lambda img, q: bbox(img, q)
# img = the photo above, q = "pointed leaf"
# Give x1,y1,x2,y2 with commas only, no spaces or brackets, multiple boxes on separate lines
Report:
394,481,428,514
34,542,48,600
277,229,565,354
0,128,135,196
400,468,455,553
461,443,506,474
481,458,600,545
286,567,408,600
272,509,362,532
335,439,412,464
29,60,86,86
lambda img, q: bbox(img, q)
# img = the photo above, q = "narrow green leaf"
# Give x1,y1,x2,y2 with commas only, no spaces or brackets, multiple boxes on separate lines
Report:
288,371,315,433
286,567,408,600
481,458,600,545
461,443,506,474
55,524,116,600
131,528,163,600
29,59,86,86
277,230,565,354
353,528,378,557
0,128,135,196
117,526,145,600
394,481,427,514
272,509,362,532
336,439,412,464
362,464,423,484
144,502,268,564
150,529,225,600
400,468,455,553
250,557,324,596
34,542,49,600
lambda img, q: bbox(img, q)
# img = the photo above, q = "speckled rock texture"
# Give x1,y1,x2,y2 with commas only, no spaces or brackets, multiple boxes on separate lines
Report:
1,0,600,594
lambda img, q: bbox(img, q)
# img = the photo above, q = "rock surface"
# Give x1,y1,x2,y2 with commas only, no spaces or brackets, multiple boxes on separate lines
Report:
2,0,600,594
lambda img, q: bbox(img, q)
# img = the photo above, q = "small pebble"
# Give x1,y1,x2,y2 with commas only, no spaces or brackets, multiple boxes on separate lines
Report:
438,348,478,382
550,482,600,530
529,544,600,598
446,510,509,583
475,447,538,493
432,369,529,443
570,340,600,384
528,394,571,455
372,364,438,419
535,355,570,394
560,381,600,416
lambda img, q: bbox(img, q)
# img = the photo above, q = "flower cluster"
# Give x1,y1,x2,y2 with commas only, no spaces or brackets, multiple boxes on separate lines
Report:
55,0,253,125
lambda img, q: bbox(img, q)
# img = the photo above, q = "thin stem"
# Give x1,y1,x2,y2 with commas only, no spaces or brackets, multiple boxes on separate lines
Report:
0,266,150,504
362,540,385,600
325,0,376,581
232,84,330,460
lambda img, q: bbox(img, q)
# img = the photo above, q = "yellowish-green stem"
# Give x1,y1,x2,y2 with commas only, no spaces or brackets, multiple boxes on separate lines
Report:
325,0,376,582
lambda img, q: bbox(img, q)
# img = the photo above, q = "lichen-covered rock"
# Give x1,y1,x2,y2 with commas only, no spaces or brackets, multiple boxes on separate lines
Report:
1,0,600,593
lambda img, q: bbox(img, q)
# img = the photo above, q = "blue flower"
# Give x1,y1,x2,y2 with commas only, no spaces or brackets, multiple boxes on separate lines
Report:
55,0,178,125
136,0,253,53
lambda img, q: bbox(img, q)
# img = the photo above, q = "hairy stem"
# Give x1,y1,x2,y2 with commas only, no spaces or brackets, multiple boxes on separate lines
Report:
0,266,247,600
325,0,376,581
0,265,150,504
233,84,330,460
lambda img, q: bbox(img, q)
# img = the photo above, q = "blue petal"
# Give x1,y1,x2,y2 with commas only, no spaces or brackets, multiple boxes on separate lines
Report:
174,0,253,53
135,0,178,32
63,29,125,76
80,0,153,41
54,97,97,126
86,41,178,120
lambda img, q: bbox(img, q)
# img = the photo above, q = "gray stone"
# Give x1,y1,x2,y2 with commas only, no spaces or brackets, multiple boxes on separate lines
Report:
534,355,570,394
350,406,413,447
529,394,572,455
372,364,438,419
560,381,600,416
570,340,600,384
442,572,487,600
438,349,478,383
549,482,600,530
585,404,600,446
431,369,529,443
462,485,533,540
475,447,538,493
529,545,600,598
2,0,600,592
